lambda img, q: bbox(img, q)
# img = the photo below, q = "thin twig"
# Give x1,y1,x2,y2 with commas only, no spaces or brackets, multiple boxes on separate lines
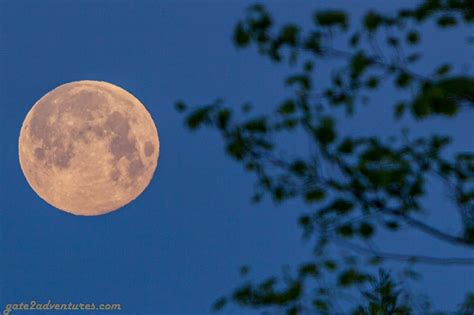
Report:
336,239,474,265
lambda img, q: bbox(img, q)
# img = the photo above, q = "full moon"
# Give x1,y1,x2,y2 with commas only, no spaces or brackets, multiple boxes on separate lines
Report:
18,80,159,216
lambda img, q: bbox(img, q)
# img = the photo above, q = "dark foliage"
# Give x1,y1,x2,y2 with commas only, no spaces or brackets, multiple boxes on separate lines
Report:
177,0,474,313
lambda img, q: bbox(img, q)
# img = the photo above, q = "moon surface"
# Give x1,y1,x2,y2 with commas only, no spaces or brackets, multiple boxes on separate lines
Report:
18,80,159,216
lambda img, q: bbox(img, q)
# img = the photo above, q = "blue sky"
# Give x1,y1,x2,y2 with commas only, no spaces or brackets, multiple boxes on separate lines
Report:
0,1,472,314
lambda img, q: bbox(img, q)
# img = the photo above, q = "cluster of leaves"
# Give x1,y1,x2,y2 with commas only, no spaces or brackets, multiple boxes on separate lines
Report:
456,292,474,315
176,0,474,313
352,270,412,315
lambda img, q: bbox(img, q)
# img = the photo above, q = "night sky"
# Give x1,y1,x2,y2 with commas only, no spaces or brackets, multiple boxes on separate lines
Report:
0,1,472,314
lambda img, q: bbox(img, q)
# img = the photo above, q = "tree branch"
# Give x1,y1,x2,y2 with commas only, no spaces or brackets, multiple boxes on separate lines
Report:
388,209,474,248
336,239,474,265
